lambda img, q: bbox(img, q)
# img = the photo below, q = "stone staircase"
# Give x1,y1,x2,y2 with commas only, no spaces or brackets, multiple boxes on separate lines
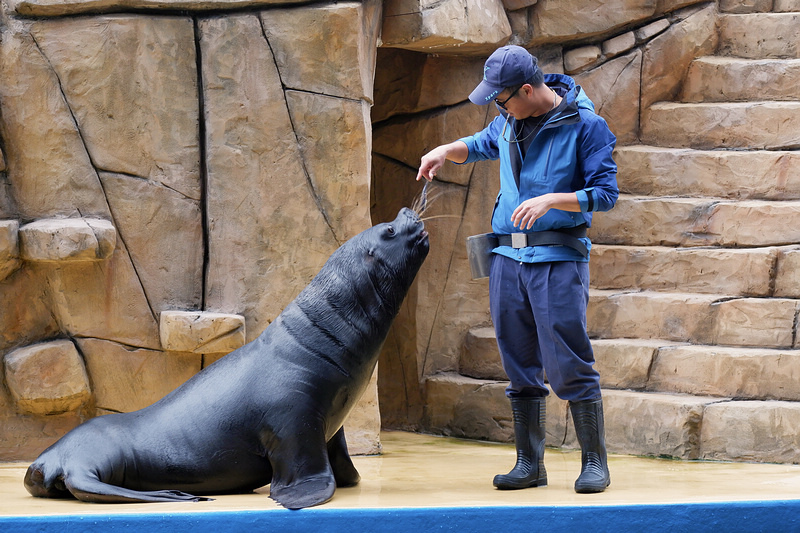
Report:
426,5,800,463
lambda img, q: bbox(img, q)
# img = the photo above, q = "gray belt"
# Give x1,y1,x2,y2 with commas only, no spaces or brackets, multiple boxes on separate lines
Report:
495,225,588,258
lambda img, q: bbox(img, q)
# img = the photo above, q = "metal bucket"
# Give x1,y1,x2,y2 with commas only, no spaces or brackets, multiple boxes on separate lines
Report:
466,233,498,280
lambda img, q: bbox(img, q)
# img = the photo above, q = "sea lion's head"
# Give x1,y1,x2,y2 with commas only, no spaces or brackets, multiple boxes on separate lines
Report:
349,207,429,315
364,206,429,290
301,207,429,324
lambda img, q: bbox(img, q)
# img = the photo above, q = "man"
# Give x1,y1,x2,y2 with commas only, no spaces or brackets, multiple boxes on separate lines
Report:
416,45,618,494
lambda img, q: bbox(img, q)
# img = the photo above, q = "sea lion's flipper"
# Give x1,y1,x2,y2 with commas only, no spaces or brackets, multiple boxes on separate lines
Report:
268,430,336,510
66,474,211,503
269,473,336,510
327,427,360,487
24,463,72,499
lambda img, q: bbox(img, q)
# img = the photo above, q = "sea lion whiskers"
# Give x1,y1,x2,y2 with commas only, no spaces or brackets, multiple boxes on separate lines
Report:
412,182,451,223
412,180,438,216
419,214,461,222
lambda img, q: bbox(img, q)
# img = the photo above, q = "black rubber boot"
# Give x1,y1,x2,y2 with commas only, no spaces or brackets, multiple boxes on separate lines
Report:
570,398,611,493
493,397,547,489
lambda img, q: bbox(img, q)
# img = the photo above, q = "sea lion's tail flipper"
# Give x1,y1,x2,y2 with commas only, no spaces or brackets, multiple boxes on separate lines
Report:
66,474,212,503
24,462,72,499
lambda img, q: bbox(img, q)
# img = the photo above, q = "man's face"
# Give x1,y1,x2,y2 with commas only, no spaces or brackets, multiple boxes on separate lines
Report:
495,84,534,120
495,85,521,111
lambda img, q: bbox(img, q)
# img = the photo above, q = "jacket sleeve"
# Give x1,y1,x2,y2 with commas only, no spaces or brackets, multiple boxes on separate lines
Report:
456,114,506,164
574,113,619,213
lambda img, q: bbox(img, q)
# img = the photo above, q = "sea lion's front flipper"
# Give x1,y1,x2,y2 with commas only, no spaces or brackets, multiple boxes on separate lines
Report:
269,472,336,510
327,426,360,487
268,431,336,510
66,474,211,503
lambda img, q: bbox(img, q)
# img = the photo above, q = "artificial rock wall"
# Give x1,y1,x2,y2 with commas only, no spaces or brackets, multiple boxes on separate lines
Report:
0,0,382,460
0,0,720,461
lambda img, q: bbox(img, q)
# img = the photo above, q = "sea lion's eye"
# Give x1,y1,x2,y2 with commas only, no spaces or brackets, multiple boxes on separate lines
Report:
386,225,395,236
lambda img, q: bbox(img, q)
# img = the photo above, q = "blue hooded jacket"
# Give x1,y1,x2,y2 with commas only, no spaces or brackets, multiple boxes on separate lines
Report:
458,73,618,263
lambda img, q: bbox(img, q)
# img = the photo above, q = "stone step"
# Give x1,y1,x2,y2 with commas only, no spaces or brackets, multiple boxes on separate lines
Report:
589,244,781,296
423,372,800,462
460,326,504,380
589,194,800,248
776,1,800,12
592,338,682,391
719,0,800,13
605,390,800,463
462,331,800,400
594,339,800,402
614,146,800,200
719,13,800,59
641,101,800,150
460,330,687,392
681,57,800,103
588,289,800,348
646,343,800,401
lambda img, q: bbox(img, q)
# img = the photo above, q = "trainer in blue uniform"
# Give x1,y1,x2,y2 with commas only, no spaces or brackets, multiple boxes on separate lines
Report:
416,45,618,494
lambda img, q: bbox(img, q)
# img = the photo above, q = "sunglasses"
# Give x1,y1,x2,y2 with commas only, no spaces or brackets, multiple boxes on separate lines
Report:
495,85,523,110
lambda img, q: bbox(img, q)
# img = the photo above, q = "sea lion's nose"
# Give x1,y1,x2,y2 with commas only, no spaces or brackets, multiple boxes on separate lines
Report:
400,206,421,224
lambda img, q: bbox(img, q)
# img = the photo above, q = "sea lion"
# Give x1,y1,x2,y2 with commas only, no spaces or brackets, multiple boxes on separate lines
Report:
23,207,429,510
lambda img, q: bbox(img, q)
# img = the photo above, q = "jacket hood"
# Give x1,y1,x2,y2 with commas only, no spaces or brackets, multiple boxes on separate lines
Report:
545,73,595,113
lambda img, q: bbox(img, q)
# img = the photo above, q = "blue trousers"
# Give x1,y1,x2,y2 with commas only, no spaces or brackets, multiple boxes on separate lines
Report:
489,254,601,402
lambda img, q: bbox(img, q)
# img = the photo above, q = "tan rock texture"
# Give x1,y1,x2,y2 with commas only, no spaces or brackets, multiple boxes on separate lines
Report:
76,338,202,413
643,100,800,150
575,50,642,144
614,146,800,199
564,45,601,73
0,221,20,281
3,340,91,416
381,0,512,54
682,57,800,103
719,12,800,58
529,0,657,44
719,0,773,13
700,401,800,463
19,219,116,262
0,0,384,458
4,0,800,468
640,4,717,110
775,248,800,298
649,345,800,401
590,196,800,247
590,245,778,295
460,327,505,380
159,311,246,354
600,390,713,460
30,16,201,196
11,0,313,17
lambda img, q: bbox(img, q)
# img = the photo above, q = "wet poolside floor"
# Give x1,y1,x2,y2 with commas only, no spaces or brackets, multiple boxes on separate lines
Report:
2,431,799,531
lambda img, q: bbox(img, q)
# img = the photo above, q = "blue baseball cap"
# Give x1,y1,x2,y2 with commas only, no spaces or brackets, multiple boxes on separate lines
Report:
469,45,540,105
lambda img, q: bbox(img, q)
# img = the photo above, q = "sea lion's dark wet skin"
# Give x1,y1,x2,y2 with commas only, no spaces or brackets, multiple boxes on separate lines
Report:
24,207,429,510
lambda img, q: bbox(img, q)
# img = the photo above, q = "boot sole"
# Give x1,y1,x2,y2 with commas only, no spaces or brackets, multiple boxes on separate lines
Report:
574,479,611,493
493,477,548,490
